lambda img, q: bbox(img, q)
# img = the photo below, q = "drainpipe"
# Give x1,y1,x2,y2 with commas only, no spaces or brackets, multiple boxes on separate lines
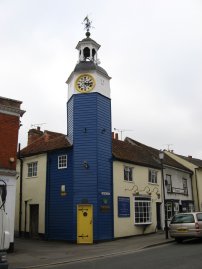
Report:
24,200,28,237
194,168,200,211
18,143,23,237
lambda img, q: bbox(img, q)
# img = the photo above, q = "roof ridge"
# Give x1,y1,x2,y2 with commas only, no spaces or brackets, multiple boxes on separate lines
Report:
44,130,65,136
124,137,192,173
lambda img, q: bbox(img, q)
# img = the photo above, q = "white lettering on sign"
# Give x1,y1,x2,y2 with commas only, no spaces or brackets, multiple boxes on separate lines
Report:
101,192,110,196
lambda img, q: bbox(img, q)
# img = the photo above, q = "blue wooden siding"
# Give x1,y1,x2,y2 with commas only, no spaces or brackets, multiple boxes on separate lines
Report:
67,97,74,144
46,92,113,242
45,148,74,240
71,93,113,241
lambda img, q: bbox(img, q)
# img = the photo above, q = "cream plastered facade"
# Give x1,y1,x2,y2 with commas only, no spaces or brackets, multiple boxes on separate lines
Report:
113,161,162,238
15,154,47,234
165,151,202,211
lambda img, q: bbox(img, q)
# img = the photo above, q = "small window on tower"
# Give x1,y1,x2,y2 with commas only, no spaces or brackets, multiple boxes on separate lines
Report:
58,155,67,169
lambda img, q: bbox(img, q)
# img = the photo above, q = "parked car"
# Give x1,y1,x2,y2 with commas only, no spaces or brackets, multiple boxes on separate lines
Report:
169,212,202,243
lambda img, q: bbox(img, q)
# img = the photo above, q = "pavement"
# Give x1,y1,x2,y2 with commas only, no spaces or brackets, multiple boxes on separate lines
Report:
8,232,174,269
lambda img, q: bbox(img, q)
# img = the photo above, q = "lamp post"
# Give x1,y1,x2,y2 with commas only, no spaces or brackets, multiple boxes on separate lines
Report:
159,151,169,239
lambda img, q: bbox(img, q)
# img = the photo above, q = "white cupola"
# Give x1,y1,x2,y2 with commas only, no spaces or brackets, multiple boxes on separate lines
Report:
76,32,100,64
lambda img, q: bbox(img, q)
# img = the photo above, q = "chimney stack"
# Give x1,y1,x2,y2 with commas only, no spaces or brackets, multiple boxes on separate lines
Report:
112,132,119,140
28,127,43,145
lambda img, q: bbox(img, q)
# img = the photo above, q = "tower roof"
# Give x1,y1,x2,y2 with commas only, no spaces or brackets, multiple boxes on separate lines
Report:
66,61,111,84
76,37,100,51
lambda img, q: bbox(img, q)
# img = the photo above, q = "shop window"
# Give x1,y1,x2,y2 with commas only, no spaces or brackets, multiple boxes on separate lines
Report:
134,196,152,224
174,202,179,215
166,202,173,220
188,203,194,212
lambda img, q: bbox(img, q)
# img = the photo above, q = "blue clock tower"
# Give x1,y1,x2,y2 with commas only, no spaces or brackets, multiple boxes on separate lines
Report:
66,18,113,243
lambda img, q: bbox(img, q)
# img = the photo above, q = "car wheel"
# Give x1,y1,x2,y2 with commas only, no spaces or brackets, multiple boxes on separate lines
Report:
175,238,183,243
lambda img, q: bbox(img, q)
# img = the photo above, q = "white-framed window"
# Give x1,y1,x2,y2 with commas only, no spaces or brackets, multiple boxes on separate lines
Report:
58,155,67,169
134,196,152,224
27,162,38,177
124,166,133,182
148,169,157,184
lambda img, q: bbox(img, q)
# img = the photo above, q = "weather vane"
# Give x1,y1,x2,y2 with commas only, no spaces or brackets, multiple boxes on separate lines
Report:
82,16,93,37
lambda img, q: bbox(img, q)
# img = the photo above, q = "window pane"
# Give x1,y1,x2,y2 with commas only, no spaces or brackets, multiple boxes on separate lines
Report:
134,196,151,224
58,155,67,169
27,162,38,177
149,169,157,184
124,166,133,181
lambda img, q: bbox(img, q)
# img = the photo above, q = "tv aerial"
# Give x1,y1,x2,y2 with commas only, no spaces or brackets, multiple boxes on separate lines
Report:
114,128,133,140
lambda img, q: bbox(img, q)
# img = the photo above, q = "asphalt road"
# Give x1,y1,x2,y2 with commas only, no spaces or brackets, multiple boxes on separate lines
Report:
46,239,202,269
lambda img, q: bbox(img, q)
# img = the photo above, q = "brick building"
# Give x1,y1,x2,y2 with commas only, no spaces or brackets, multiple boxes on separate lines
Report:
0,96,25,251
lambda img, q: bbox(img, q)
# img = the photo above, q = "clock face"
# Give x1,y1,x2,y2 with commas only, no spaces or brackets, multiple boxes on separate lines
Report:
75,74,95,93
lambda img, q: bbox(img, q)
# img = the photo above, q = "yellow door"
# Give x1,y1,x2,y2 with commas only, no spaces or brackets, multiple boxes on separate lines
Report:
77,204,93,244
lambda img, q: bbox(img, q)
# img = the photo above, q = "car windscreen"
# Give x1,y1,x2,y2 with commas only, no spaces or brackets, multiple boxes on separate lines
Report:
171,214,195,224
197,213,202,221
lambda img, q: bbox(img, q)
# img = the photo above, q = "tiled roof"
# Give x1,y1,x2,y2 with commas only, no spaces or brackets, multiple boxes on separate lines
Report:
176,155,202,168
19,129,196,174
112,139,161,169
20,131,72,157
123,137,192,173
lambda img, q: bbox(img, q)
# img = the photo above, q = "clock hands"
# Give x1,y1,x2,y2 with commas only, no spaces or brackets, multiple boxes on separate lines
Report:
79,78,93,91
75,74,95,93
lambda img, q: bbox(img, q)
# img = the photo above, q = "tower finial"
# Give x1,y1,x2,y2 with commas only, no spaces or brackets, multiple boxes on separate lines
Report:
82,16,93,37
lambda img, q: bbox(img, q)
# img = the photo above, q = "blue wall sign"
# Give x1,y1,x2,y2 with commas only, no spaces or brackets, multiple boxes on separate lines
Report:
118,196,130,217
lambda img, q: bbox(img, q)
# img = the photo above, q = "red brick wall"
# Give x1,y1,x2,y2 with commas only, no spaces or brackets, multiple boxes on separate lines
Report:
0,113,19,170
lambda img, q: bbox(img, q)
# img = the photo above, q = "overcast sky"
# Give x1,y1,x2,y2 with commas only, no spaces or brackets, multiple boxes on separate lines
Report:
1,0,202,158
